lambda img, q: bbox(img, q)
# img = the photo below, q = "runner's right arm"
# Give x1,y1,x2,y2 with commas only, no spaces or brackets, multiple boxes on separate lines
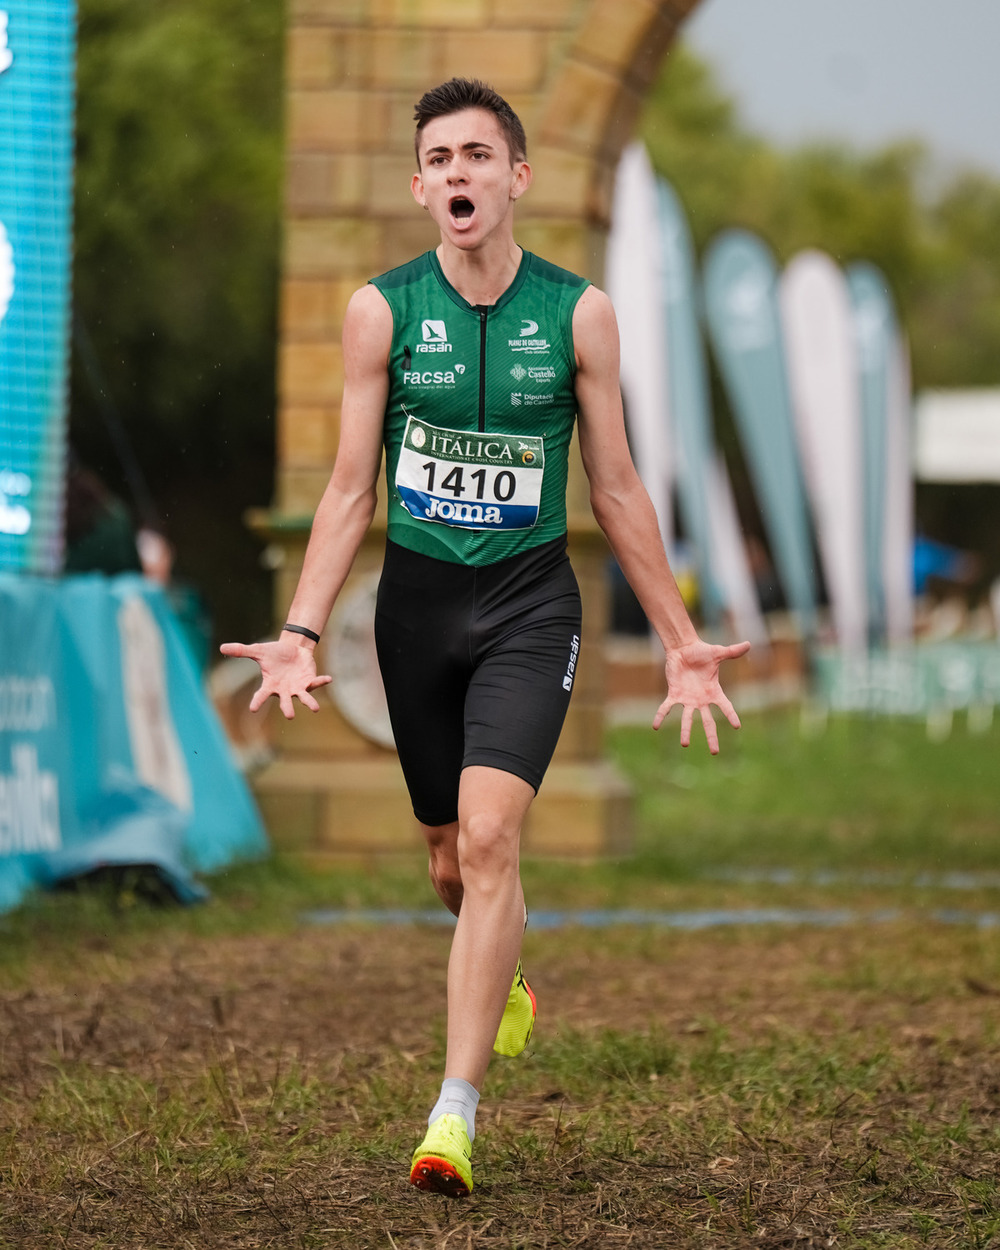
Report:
219,284,392,718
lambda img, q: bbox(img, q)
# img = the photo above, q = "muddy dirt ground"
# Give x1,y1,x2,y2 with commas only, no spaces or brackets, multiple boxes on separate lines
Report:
3,922,999,1248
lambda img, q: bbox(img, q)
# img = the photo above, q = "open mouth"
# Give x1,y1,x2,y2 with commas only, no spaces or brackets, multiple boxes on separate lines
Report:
449,197,475,221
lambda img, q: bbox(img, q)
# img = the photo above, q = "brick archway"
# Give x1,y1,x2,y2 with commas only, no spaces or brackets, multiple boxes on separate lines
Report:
255,0,703,855
277,0,702,517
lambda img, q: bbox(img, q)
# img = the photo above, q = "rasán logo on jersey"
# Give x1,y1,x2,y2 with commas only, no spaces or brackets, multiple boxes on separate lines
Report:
417,319,452,352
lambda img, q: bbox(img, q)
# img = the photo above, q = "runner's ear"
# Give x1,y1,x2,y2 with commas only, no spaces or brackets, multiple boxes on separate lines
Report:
511,161,532,201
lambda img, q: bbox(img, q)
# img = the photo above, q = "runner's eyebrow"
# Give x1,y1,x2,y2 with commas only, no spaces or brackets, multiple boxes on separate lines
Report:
424,141,496,158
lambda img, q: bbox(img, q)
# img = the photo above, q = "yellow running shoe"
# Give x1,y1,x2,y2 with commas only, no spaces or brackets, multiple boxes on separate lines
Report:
493,959,537,1057
409,1113,473,1197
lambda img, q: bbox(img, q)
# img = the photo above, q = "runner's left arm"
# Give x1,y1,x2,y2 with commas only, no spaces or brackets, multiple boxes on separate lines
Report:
572,285,750,754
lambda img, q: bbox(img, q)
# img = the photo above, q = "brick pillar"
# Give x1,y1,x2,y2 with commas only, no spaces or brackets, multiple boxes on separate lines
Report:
251,0,703,857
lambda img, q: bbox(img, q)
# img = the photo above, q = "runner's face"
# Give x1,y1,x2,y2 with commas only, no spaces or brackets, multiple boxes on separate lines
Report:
412,108,530,249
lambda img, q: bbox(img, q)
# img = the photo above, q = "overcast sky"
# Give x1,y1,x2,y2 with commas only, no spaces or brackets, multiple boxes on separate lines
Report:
683,0,999,177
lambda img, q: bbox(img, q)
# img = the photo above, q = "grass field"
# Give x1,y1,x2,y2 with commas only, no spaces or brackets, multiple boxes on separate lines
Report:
2,711,999,1248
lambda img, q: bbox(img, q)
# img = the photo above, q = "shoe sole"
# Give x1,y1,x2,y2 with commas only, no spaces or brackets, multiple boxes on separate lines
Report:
521,978,537,1048
526,979,537,1016
410,1153,471,1198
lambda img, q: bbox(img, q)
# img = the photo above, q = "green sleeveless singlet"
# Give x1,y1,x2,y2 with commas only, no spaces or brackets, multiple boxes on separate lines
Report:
370,249,589,566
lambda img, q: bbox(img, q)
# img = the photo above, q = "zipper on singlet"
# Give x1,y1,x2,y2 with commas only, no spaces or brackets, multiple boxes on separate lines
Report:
476,306,489,434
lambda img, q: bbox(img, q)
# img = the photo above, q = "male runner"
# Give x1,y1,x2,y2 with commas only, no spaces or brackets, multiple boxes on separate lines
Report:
222,78,750,1198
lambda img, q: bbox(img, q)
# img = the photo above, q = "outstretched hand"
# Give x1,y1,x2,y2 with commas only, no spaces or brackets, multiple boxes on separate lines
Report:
653,638,751,754
218,638,333,720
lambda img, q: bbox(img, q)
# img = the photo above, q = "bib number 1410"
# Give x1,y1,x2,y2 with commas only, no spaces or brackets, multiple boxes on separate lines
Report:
420,462,517,503
395,415,545,532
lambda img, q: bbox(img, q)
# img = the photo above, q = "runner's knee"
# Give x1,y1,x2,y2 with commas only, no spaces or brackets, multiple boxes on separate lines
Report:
457,809,520,878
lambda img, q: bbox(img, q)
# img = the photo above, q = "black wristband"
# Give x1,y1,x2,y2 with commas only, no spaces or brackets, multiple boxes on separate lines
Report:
281,622,321,644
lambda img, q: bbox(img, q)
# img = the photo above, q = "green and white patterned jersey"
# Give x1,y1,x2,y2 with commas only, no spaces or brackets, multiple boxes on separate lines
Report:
371,249,589,566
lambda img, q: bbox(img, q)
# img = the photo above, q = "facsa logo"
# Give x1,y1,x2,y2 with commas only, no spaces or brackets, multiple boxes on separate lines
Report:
417,319,452,353
404,370,456,386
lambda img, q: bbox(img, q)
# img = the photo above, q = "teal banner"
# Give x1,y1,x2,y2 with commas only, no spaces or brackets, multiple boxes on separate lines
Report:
813,643,1000,717
656,178,723,623
0,1,76,573
703,229,817,633
0,574,268,913
846,262,895,642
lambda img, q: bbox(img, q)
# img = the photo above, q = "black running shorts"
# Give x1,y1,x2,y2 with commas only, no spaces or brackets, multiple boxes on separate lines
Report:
374,535,582,827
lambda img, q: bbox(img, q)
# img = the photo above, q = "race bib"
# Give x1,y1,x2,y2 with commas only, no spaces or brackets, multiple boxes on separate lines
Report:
395,415,545,530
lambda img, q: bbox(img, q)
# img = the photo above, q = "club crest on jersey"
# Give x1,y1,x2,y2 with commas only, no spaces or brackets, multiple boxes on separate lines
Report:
509,316,549,354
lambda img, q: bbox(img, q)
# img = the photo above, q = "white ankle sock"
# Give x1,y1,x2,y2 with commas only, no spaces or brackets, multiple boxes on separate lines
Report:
428,1078,480,1142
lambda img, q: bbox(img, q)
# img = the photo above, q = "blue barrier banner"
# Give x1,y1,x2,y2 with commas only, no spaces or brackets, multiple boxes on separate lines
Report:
813,643,1000,717
703,229,818,635
0,1,76,573
0,574,269,913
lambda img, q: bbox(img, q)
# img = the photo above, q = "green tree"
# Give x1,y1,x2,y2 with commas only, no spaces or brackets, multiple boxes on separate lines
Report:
641,43,1000,396
914,172,1000,387
71,0,284,642
640,43,778,247
640,43,1000,583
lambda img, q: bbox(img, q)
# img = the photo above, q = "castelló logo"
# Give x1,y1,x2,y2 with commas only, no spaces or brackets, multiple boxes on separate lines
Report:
510,364,527,381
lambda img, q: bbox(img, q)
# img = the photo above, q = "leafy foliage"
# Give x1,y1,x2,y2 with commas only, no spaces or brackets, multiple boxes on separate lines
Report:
73,0,282,448
641,44,1000,397
642,44,1000,573
71,0,284,641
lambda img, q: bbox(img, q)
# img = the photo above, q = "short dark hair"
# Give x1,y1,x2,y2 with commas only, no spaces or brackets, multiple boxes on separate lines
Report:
413,78,527,166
